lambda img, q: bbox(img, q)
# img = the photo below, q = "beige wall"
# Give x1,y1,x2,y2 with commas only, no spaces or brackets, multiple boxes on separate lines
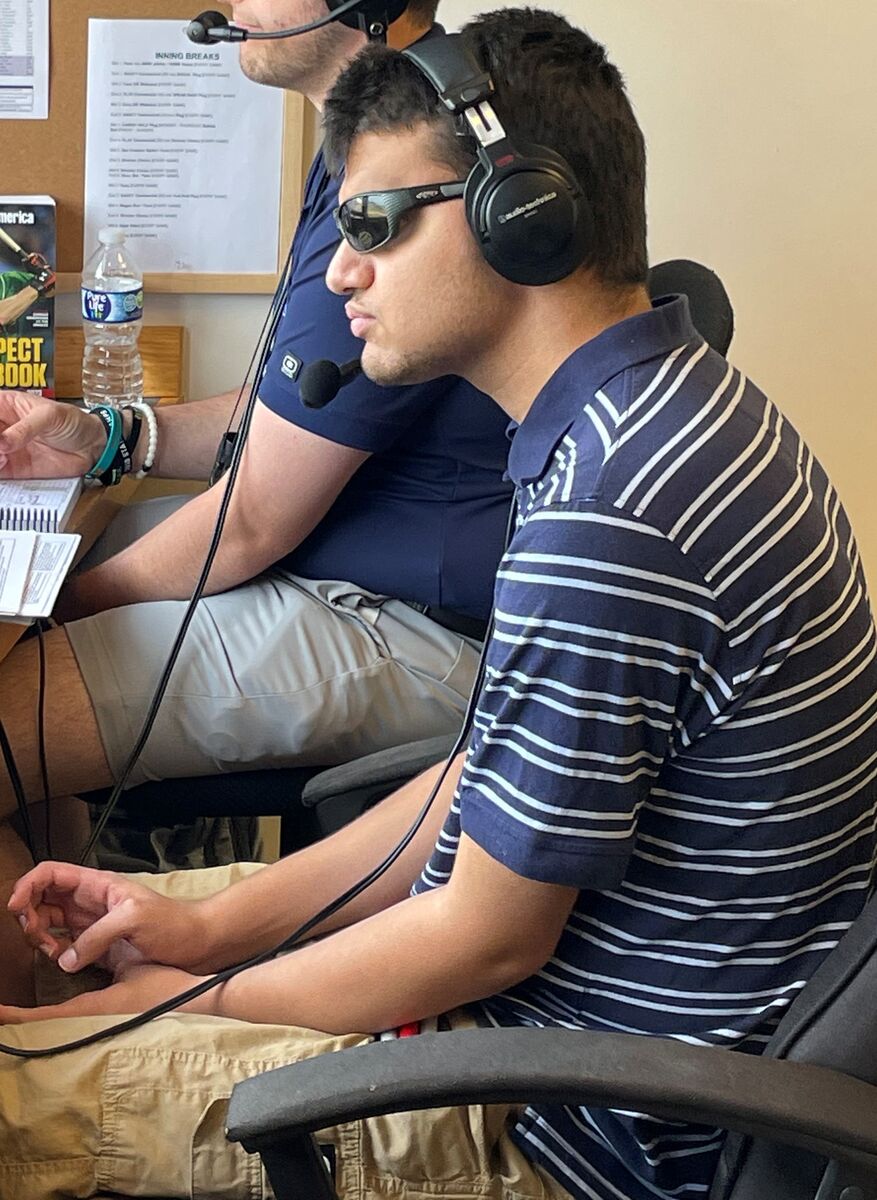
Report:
438,0,877,579
59,1,877,577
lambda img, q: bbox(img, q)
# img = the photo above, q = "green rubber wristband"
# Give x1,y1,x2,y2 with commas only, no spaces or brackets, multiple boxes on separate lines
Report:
84,405,123,481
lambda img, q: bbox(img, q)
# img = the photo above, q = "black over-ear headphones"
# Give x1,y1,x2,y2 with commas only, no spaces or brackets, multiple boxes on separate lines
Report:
402,33,593,286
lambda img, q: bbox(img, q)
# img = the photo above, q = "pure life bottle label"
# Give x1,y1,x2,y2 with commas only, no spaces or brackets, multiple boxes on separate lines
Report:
82,286,144,324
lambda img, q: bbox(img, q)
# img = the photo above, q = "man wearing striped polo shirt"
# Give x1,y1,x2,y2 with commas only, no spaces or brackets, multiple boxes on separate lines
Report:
1,10,875,1200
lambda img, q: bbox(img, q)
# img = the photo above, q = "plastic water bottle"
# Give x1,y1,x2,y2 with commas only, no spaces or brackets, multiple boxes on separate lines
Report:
81,228,144,407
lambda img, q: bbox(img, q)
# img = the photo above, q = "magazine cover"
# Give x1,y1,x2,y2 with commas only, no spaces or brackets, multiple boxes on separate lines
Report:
0,195,56,396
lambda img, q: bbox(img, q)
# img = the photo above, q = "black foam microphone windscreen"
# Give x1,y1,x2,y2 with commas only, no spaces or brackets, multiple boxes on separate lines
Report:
186,10,231,43
299,358,363,409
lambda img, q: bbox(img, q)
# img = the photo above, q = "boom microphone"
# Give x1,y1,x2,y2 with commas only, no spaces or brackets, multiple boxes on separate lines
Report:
299,357,363,409
186,0,408,44
185,10,234,42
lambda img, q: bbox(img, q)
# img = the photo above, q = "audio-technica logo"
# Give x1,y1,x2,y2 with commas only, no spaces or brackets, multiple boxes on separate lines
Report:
497,192,558,225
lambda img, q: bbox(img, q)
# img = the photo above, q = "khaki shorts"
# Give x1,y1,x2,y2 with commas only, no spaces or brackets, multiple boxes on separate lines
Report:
1,865,571,1200
66,498,481,788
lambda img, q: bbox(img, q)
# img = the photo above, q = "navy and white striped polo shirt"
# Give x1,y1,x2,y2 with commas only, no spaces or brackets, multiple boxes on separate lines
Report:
412,296,877,1200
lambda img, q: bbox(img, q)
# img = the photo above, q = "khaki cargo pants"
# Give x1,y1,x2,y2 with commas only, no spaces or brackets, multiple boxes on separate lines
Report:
0,866,570,1200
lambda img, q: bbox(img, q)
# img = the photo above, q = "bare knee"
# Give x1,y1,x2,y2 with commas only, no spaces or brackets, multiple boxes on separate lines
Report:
0,628,111,816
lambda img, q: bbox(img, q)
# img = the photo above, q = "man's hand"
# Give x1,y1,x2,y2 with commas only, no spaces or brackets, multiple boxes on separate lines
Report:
0,963,212,1025
0,392,107,478
8,862,216,975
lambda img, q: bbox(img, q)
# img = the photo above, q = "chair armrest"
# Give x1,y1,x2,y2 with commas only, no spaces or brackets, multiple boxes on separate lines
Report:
299,735,458,808
226,1028,877,1173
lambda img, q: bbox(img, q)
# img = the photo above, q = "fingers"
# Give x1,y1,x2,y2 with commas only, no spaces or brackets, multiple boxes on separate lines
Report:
8,863,110,960
57,905,140,973
8,861,102,913
0,1003,40,1024
16,905,72,961
0,999,75,1024
9,865,160,976
0,990,108,1024
0,402,59,456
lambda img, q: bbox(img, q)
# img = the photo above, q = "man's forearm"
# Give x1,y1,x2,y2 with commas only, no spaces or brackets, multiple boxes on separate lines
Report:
210,883,520,1033
193,755,465,972
134,388,246,480
56,476,244,618
58,401,365,620
205,810,574,1034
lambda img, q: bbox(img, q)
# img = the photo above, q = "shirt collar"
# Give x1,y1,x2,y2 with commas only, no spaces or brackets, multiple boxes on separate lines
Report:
507,294,699,486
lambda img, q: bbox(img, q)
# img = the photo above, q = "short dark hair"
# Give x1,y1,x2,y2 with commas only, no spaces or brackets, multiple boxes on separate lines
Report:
323,7,648,286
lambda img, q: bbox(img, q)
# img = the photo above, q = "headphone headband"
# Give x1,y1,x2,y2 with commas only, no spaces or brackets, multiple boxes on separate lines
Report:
402,33,593,285
402,33,493,114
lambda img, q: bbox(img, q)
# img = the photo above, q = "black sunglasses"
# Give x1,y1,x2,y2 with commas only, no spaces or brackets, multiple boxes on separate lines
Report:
333,181,467,253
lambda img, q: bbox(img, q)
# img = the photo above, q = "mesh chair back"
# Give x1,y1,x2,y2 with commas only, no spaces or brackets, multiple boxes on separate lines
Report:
710,889,877,1199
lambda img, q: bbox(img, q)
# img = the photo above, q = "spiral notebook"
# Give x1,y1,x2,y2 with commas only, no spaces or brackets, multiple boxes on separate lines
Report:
0,478,82,533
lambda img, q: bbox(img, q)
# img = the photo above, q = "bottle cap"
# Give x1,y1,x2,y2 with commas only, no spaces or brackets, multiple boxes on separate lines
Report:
98,227,127,245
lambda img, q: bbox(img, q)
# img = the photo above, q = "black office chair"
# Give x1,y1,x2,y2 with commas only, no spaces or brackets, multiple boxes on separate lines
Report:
84,259,734,861
226,888,877,1200
648,257,733,356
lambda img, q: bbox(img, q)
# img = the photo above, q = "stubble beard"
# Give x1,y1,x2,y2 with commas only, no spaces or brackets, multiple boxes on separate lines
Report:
239,44,311,91
361,343,451,389
238,22,352,94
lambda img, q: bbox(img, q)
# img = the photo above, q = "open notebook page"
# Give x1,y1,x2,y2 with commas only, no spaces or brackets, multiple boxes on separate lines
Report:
0,478,83,533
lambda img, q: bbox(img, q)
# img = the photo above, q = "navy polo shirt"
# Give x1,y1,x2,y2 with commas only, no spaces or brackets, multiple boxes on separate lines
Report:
415,298,877,1199
257,151,512,620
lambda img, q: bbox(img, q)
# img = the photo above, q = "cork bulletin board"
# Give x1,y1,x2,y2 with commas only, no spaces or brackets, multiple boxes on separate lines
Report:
3,0,313,294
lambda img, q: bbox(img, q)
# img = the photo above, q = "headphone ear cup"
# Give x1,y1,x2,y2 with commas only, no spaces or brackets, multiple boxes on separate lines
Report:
465,145,593,286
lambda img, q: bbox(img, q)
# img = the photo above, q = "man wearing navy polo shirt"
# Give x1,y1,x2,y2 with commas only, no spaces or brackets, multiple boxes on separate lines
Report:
1,10,875,1200
0,0,511,829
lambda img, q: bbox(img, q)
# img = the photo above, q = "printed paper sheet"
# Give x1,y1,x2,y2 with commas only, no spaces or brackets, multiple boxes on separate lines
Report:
0,0,50,120
83,19,285,274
